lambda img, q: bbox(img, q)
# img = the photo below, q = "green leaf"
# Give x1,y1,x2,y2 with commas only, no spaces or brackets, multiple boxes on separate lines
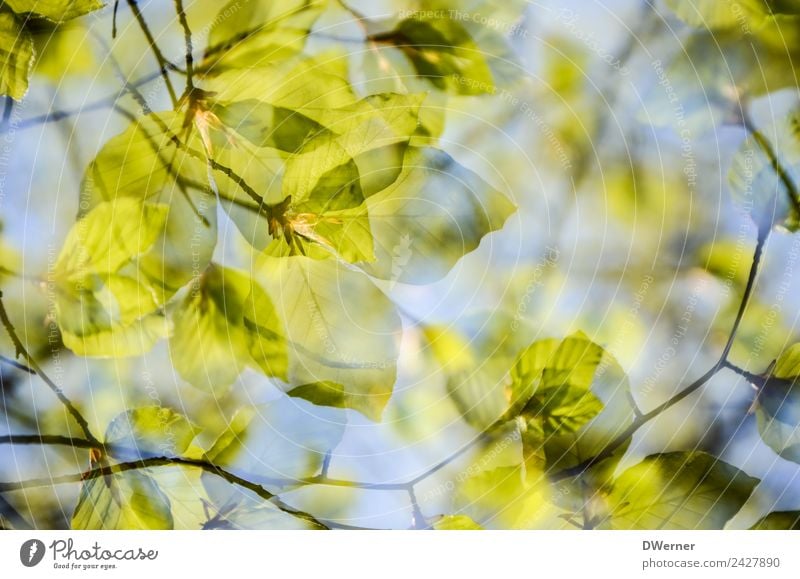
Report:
606,452,758,529
371,15,495,95
252,256,401,420
104,407,199,460
358,146,516,284
200,490,317,530
55,274,170,357
433,515,483,530
729,111,800,234
83,112,208,203
6,0,104,22
754,355,800,463
201,0,327,74
203,397,346,486
750,510,800,529
170,265,287,394
55,199,169,282
0,13,33,101
72,471,173,530
506,332,604,424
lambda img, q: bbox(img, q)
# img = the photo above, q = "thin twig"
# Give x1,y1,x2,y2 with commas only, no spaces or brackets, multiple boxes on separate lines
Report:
125,0,179,107
173,0,194,97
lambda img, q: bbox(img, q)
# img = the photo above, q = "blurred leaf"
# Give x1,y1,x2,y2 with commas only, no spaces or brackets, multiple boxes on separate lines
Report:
32,21,95,80
252,256,401,420
729,111,800,234
755,344,800,462
72,471,173,530
433,514,483,530
359,146,515,284
201,0,327,73
606,452,758,529
453,466,550,529
6,0,103,22
0,13,33,100
370,15,495,95
750,510,800,529
203,397,345,487
200,491,316,530
105,406,199,460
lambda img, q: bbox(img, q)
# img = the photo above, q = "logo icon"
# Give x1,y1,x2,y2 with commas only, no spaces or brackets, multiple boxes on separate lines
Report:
20,539,45,567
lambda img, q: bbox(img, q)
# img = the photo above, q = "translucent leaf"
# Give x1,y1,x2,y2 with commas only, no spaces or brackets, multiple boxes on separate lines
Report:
359,146,516,284
72,471,173,530
201,0,327,74
6,0,103,22
606,452,758,530
105,407,199,460
750,510,800,529
433,515,483,530
83,112,208,203
32,21,95,81
170,265,287,394
203,397,346,485
55,199,169,282
371,15,495,95
755,347,800,463
252,256,401,420
0,13,33,100
506,332,604,422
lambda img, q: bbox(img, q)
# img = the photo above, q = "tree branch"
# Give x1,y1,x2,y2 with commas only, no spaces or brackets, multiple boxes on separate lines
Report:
173,0,194,98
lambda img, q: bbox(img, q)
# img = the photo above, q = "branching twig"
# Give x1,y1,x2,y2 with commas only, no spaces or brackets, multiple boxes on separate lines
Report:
125,0,179,107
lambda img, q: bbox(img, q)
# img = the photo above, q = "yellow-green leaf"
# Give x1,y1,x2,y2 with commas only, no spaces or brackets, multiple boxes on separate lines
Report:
55,199,169,282
607,452,758,529
252,256,401,420
433,515,483,530
0,13,33,101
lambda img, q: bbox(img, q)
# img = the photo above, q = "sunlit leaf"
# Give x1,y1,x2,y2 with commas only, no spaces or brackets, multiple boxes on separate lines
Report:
72,471,173,530
358,146,516,284
251,256,401,420
0,12,34,100
606,452,758,529
663,0,767,30
170,264,287,394
201,0,327,74
55,199,169,282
